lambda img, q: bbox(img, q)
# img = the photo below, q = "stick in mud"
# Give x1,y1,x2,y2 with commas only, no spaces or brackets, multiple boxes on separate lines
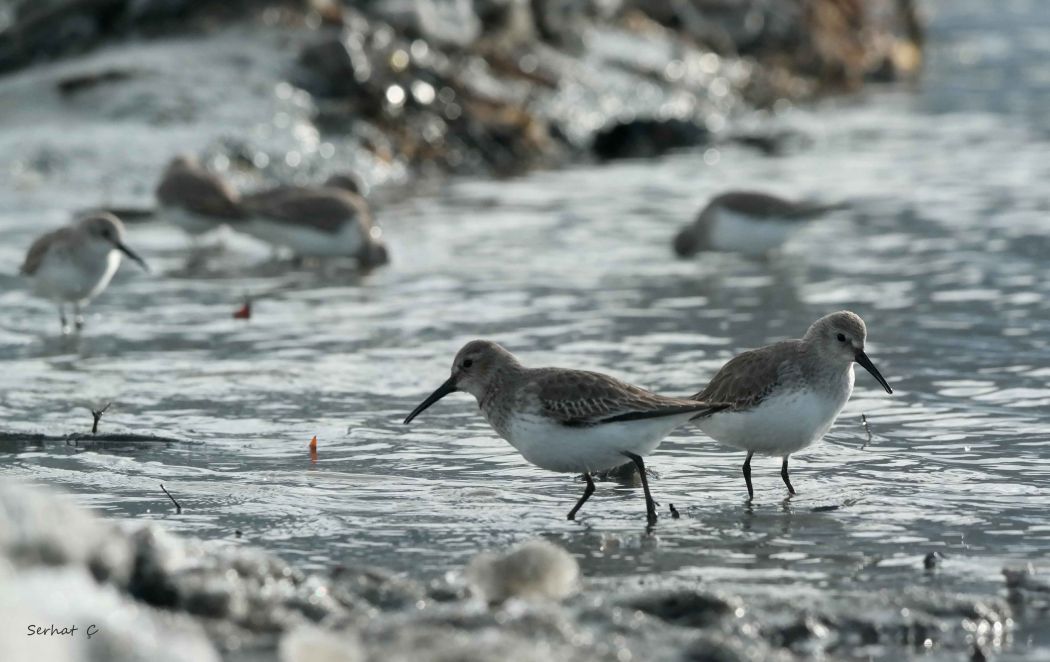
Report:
160,483,182,514
861,413,873,449
90,402,111,434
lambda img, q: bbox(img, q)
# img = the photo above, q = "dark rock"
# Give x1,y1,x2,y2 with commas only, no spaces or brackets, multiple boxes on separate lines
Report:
923,551,944,570
297,33,370,98
591,118,710,161
624,589,738,628
682,633,775,662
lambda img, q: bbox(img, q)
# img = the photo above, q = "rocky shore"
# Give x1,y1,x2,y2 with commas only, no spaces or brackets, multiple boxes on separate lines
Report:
1,479,1033,661
0,0,923,196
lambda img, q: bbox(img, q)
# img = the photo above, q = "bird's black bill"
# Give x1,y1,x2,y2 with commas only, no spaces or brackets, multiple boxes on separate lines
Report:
855,350,892,394
403,376,458,424
116,242,149,271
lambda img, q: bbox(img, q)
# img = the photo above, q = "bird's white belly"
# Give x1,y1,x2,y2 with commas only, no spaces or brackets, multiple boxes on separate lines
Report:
710,210,800,254
32,250,119,303
163,207,224,236
503,413,692,474
696,387,850,456
243,218,363,257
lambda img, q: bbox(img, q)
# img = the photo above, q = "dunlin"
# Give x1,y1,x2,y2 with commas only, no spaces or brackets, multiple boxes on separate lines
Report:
404,340,726,524
20,213,148,332
155,156,245,237
690,311,892,499
673,191,847,257
240,180,388,266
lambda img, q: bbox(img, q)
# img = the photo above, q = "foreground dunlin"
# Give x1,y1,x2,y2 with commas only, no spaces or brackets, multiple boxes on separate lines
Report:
404,340,726,524
20,213,148,332
155,156,245,237
690,311,892,500
240,178,388,266
673,191,847,257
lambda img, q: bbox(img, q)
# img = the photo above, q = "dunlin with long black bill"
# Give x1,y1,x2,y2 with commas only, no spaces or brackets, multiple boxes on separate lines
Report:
20,213,148,332
403,340,726,525
673,190,848,257
240,179,388,266
690,311,892,500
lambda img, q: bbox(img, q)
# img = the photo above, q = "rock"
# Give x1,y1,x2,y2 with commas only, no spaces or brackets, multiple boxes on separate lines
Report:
624,589,739,629
923,551,944,570
0,479,132,585
464,538,579,604
591,118,710,161
298,34,370,99
1,551,218,662
279,625,364,662
683,633,784,662
367,0,482,50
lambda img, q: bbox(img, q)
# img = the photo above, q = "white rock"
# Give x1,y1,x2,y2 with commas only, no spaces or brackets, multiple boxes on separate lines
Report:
465,539,579,604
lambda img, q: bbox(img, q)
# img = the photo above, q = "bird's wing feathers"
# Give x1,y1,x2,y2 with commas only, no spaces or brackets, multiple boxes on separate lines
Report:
693,341,797,409
242,188,369,234
156,171,244,220
20,227,70,275
534,369,724,427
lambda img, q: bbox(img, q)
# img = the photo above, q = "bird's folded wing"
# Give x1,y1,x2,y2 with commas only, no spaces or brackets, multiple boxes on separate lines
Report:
20,227,68,275
241,188,369,234
157,172,244,220
692,341,796,409
534,368,725,427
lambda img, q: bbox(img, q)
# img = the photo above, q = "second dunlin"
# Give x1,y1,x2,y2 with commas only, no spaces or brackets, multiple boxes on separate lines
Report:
404,340,727,525
240,174,389,267
690,311,893,500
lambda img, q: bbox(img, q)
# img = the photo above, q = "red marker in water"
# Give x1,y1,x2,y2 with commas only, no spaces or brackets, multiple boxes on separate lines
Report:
233,299,251,319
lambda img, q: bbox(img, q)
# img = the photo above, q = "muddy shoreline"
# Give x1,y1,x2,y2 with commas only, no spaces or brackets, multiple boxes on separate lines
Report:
2,480,1036,661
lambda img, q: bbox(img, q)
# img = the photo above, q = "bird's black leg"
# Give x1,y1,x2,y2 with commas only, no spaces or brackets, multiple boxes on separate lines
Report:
743,451,754,501
781,456,796,496
567,472,595,521
623,452,658,525
58,304,68,333
73,302,84,331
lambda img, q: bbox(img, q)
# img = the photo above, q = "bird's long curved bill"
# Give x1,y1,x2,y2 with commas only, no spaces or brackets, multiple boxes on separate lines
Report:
116,242,149,271
855,350,892,394
403,376,458,424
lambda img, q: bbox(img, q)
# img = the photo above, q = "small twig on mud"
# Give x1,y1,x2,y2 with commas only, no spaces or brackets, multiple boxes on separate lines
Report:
861,413,873,449
90,402,112,434
160,483,182,514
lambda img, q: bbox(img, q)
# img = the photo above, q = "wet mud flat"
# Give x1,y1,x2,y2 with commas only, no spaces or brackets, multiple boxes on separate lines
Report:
3,1,1050,661
2,481,1042,662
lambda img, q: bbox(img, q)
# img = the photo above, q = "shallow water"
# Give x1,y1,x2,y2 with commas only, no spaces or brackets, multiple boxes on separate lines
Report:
1,0,1049,657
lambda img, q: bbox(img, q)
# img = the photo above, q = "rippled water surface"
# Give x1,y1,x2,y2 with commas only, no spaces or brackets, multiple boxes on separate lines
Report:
1,0,1049,656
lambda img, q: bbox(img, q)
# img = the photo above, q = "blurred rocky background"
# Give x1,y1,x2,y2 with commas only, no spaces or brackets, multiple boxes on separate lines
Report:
0,0,922,196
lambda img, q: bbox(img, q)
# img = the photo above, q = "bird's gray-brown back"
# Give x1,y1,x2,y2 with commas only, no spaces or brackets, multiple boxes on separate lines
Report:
482,366,724,436
241,186,372,235
155,162,244,220
692,340,805,410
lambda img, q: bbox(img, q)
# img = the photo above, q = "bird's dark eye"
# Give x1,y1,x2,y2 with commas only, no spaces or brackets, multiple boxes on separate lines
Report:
462,359,474,369
836,333,846,342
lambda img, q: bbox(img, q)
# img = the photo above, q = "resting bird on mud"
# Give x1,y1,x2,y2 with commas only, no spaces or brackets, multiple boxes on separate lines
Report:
673,191,848,257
